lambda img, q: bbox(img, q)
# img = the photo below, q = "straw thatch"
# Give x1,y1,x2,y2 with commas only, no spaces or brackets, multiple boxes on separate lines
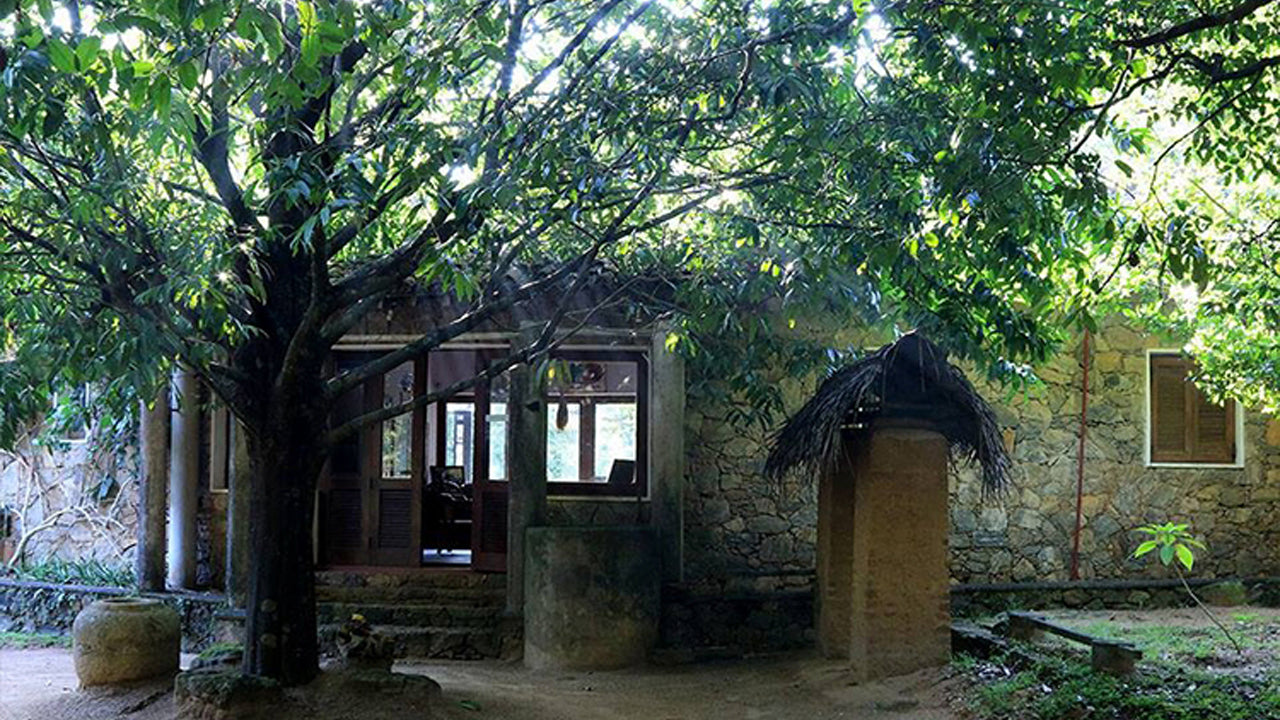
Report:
764,332,1011,494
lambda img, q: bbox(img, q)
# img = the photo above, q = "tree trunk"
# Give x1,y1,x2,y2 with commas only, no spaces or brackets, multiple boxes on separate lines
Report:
241,398,328,686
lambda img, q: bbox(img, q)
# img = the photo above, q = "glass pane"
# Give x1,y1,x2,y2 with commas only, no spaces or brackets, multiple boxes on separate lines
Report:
380,362,414,479
547,401,580,481
445,402,475,483
594,403,637,480
489,402,507,481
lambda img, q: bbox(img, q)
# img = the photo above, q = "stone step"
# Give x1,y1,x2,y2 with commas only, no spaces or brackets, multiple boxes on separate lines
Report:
318,601,501,628
319,623,505,660
315,569,506,590
315,583,506,604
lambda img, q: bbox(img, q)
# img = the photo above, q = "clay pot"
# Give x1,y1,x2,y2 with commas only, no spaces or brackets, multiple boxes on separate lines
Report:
72,597,180,687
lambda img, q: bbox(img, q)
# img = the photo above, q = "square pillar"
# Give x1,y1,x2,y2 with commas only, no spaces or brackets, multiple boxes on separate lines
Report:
225,419,251,608
506,327,548,616
815,443,855,659
847,427,951,681
649,329,685,583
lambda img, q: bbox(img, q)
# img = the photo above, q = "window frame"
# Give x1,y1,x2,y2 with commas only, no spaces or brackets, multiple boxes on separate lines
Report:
1144,349,1245,469
545,349,649,499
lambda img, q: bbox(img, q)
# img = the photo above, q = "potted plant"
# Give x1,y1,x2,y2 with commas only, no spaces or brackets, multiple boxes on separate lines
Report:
334,614,397,672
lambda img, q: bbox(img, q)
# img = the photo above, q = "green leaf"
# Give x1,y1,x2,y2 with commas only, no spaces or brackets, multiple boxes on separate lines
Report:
75,36,101,71
1159,544,1175,566
177,62,199,90
46,39,75,74
1132,540,1158,558
150,76,172,118
1175,544,1195,571
19,26,43,49
298,0,320,68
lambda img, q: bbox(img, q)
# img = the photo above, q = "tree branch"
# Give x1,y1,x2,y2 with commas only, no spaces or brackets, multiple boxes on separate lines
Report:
1122,0,1279,49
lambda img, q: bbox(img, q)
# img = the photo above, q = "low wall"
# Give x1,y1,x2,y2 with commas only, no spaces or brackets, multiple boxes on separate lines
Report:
524,526,661,670
951,577,1280,618
659,576,1280,657
0,578,223,652
660,586,814,654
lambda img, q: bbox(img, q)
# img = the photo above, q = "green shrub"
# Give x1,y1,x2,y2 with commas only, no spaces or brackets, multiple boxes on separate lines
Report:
0,631,71,648
958,650,1280,720
10,558,133,587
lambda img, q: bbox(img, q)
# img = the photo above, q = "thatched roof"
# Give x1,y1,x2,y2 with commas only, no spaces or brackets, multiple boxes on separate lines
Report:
765,332,1011,494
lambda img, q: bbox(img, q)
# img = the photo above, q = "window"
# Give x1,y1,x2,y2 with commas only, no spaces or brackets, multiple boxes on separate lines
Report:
1148,353,1239,466
433,366,509,484
546,351,648,497
488,401,507,481
443,402,475,481
380,362,415,479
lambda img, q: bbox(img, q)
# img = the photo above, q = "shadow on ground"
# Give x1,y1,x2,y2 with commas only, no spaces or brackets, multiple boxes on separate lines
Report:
0,648,963,720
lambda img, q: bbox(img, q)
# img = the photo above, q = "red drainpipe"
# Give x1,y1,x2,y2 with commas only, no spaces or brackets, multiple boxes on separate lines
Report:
1069,329,1091,581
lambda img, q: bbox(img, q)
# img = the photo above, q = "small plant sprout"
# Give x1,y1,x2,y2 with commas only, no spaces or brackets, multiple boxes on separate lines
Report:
1132,522,1241,654
1132,523,1203,572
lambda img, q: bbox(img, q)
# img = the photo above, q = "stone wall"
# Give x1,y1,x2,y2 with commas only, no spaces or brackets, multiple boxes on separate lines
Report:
675,316,1280,644
0,578,221,651
0,418,226,594
671,378,817,650
0,428,139,565
682,399,817,589
950,318,1280,584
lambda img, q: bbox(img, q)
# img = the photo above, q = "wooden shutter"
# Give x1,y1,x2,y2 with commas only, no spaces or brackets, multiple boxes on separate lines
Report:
1190,384,1234,463
1150,354,1235,464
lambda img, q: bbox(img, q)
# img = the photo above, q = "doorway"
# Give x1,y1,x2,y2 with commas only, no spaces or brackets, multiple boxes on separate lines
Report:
318,348,509,571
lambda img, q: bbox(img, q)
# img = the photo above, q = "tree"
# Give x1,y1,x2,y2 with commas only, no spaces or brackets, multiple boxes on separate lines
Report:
0,0,1148,684
876,0,1280,407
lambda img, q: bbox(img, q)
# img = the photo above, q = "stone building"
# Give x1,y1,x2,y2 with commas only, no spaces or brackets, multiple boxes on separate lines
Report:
3,304,1279,656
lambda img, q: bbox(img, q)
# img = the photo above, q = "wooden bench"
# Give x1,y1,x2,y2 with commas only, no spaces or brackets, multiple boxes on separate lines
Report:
1004,611,1142,676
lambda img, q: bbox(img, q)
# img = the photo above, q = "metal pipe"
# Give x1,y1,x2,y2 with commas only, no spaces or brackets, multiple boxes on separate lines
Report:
1069,330,1092,580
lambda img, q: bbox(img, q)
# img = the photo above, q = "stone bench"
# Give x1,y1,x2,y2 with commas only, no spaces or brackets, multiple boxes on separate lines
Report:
1004,611,1142,676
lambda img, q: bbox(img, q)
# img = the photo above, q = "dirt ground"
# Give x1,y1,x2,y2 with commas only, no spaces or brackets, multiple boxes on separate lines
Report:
0,648,964,720
1038,605,1280,677
1041,605,1280,629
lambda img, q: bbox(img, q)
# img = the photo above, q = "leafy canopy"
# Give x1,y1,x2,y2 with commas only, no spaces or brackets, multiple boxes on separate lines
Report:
0,0,1145,445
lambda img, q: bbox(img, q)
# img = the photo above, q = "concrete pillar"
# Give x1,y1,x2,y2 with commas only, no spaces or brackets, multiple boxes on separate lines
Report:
224,419,251,608
524,526,660,670
815,441,855,659
135,387,169,592
506,328,547,616
846,426,951,681
649,330,685,583
166,369,200,590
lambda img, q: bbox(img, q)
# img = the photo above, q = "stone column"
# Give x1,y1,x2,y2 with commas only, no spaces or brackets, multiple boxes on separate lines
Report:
135,387,169,592
846,426,950,682
224,419,252,608
506,327,547,616
166,369,200,590
649,329,686,583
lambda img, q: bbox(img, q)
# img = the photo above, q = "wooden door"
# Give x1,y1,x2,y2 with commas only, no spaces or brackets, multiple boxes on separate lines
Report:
320,353,425,567
321,352,376,566
369,357,426,566
471,373,509,572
